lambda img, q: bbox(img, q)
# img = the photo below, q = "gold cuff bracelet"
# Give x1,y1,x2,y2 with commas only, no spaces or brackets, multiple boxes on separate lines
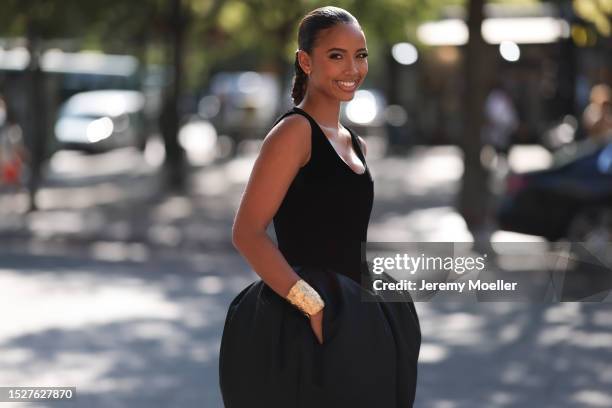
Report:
286,279,325,317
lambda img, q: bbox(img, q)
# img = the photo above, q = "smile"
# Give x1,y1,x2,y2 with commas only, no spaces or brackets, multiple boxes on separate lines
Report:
335,80,358,92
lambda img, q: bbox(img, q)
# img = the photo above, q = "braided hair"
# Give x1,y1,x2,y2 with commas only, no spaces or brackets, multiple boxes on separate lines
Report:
291,7,359,105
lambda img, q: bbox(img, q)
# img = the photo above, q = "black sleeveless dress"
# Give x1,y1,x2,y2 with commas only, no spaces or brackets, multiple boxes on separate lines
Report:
219,107,421,408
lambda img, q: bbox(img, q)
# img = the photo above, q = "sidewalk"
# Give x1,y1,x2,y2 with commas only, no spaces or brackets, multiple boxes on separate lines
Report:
1,146,611,407
0,147,242,254
0,145,472,252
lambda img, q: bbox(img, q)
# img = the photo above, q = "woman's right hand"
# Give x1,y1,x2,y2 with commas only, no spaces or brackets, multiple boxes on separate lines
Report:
309,308,324,344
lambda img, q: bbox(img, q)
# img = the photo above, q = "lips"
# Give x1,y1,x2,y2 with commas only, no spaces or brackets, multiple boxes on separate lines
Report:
335,80,359,92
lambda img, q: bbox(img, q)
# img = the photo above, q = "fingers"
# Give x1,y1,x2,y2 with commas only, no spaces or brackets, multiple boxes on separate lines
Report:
311,320,323,344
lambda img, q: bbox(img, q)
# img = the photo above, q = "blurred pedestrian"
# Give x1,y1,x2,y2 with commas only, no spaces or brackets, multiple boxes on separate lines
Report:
0,95,28,189
481,80,519,156
582,83,612,142
553,83,612,166
219,6,420,408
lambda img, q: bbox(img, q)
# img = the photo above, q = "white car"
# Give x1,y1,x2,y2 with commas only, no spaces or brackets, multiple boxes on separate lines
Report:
54,90,147,152
199,71,281,142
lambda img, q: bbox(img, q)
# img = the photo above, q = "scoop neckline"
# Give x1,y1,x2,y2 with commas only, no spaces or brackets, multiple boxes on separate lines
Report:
292,107,367,176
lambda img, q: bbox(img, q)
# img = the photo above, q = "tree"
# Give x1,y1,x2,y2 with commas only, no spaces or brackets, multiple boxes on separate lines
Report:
0,0,101,211
573,0,612,36
458,0,490,234
1,0,227,195
159,0,188,191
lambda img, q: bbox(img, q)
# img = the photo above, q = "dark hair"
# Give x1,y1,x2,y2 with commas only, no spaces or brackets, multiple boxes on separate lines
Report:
291,6,359,105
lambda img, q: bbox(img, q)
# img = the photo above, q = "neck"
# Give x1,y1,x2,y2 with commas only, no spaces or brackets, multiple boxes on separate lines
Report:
297,92,341,129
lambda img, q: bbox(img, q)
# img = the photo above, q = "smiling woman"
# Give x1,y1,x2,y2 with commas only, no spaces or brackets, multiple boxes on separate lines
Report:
219,6,421,408
292,10,368,107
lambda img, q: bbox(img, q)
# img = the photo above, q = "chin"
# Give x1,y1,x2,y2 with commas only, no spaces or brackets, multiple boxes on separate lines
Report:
339,93,356,102
335,88,359,102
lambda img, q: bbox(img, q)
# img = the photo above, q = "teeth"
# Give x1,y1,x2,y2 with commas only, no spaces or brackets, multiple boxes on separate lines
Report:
337,80,357,90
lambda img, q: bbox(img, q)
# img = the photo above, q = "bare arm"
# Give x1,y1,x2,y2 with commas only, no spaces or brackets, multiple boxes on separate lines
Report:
232,115,311,299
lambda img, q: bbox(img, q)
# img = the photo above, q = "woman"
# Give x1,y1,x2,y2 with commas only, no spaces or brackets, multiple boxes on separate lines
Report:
219,6,421,407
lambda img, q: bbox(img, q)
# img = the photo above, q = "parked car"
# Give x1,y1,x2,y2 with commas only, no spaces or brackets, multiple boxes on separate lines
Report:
497,139,612,242
198,71,281,145
54,90,147,152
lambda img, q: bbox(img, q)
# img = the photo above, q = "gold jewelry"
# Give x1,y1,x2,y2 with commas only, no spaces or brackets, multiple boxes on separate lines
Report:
286,279,325,317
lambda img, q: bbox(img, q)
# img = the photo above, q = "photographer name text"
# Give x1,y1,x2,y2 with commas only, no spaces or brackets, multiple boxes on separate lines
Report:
373,279,517,292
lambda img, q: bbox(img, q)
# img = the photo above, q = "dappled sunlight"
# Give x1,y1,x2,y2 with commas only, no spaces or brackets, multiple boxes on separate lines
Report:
572,390,612,407
0,138,610,407
369,206,473,242
151,195,194,222
537,324,574,346
48,148,151,179
0,252,254,406
488,391,518,406
0,346,119,388
421,309,487,346
544,303,583,323
0,190,29,214
192,167,232,196
224,155,257,184
499,361,542,386
490,230,547,243
147,224,183,246
429,400,457,408
418,342,450,364
406,146,463,192
569,331,612,349
416,300,612,407
27,210,96,236
592,309,612,326
0,269,181,343
190,154,256,197
1,0,609,405
496,321,524,344
196,275,225,295
36,183,125,209
371,146,462,200
89,241,149,262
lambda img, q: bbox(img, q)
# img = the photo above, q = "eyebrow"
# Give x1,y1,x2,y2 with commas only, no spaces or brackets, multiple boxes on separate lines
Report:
326,47,368,53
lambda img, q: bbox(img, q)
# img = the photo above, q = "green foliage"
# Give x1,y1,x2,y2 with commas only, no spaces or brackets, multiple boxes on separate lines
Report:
0,0,477,89
573,0,612,35
0,0,108,37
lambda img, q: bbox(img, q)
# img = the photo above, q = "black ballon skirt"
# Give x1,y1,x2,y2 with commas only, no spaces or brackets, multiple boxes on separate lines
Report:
219,265,421,408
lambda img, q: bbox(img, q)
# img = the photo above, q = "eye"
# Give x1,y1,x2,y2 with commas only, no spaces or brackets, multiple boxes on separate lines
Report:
358,52,369,59
329,53,343,60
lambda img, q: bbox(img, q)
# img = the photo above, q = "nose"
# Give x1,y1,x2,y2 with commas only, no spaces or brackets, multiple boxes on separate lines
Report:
344,57,359,76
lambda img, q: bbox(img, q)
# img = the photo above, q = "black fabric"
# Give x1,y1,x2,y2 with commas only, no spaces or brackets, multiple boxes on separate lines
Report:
219,107,421,407
272,107,373,284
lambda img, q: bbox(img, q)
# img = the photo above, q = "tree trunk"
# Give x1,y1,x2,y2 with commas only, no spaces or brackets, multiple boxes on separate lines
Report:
458,0,489,232
386,44,399,106
25,26,47,212
161,0,186,191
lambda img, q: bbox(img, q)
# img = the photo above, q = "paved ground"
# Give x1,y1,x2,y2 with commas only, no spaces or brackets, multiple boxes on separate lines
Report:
1,143,611,407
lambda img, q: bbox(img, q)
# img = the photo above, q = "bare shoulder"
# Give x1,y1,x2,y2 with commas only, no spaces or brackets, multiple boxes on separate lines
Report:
356,135,367,157
233,112,312,233
262,113,311,166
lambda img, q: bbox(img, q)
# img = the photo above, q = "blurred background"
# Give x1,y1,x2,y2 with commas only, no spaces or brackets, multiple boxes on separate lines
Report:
0,0,611,407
